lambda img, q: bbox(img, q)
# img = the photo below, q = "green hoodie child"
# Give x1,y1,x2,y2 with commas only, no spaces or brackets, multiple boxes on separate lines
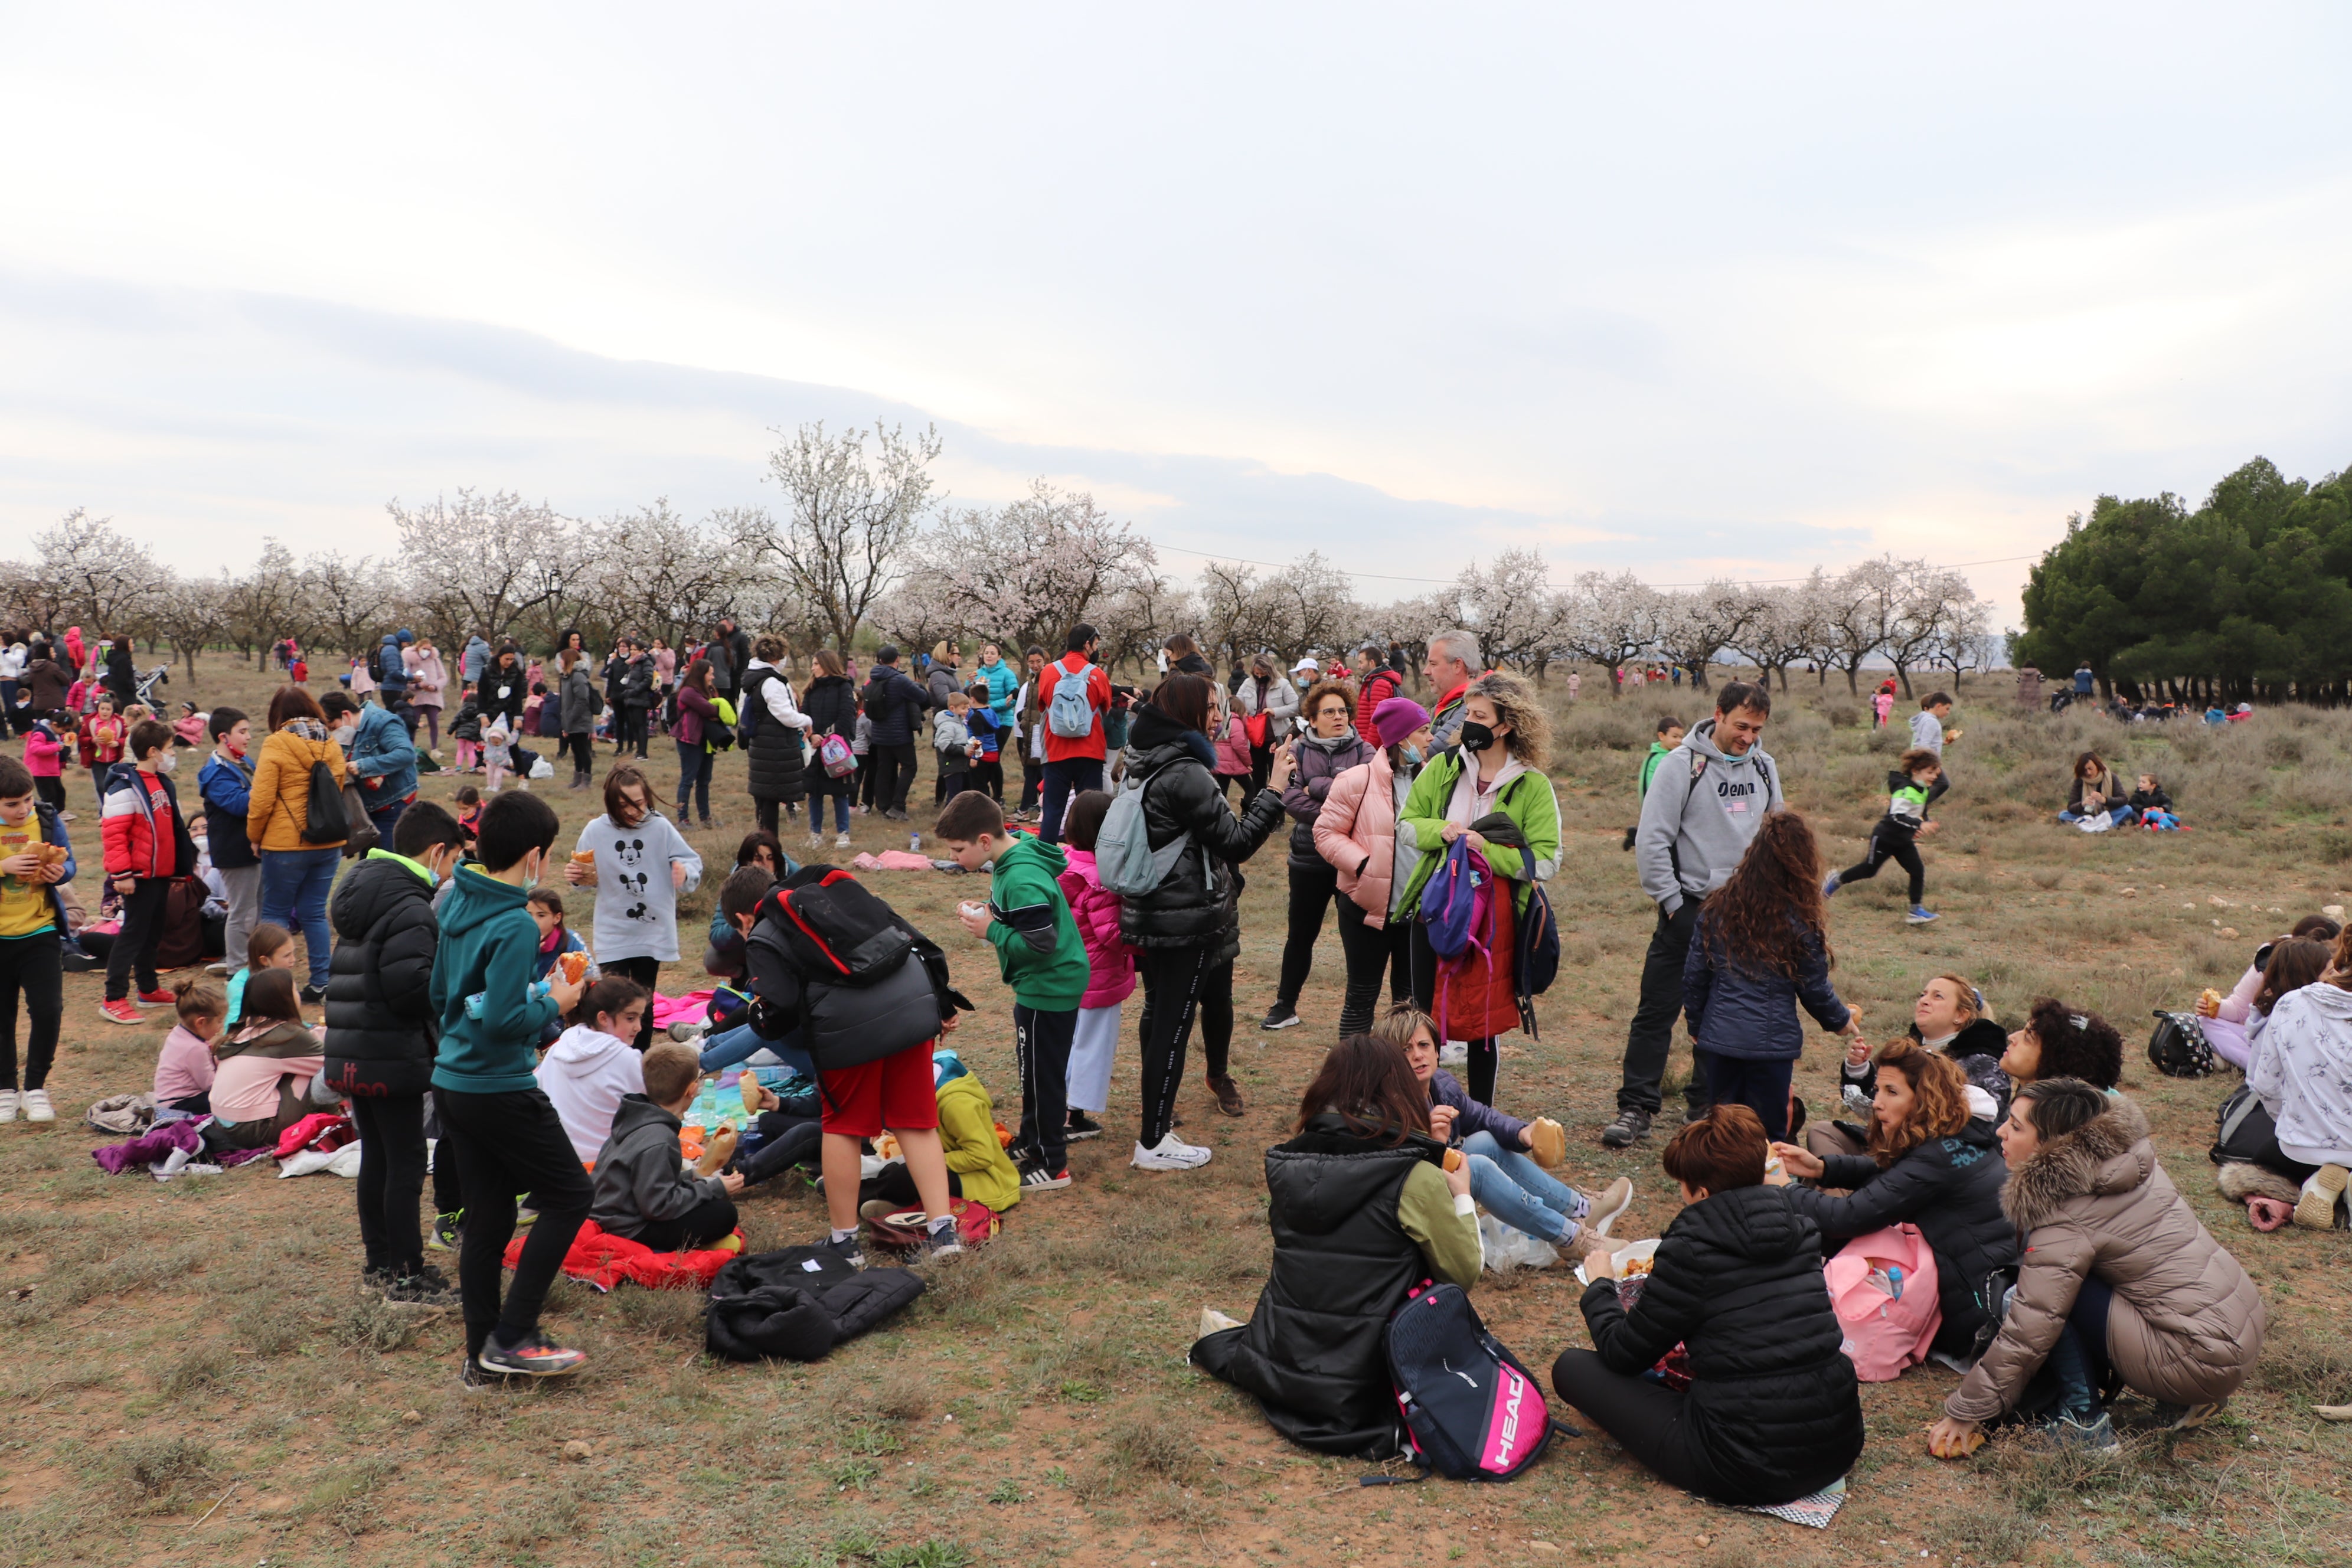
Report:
1623,718,1687,851
940,796,1089,1187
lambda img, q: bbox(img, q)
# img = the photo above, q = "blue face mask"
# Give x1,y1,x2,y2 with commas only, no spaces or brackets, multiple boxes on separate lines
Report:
1402,744,1424,766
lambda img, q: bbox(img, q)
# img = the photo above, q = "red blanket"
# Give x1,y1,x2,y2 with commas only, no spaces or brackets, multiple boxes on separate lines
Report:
501,1217,742,1292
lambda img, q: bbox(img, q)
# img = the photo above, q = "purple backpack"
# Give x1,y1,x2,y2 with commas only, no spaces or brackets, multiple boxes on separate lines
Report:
1419,837,1495,962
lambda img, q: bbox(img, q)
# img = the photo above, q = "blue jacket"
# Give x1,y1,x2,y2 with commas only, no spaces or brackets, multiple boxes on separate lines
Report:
374,634,410,698
197,750,257,870
1681,908,1850,1062
430,865,560,1094
345,703,418,805
975,657,1020,723
1427,1067,1527,1149
860,667,933,747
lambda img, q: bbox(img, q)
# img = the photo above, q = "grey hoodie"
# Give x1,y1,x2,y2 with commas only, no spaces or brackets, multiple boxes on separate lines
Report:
1634,717,1783,914
590,1093,726,1239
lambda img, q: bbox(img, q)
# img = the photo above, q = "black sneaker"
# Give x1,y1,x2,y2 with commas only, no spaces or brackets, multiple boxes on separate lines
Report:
909,1221,966,1265
360,1266,396,1298
1600,1108,1653,1149
816,1233,865,1270
428,1210,463,1252
385,1269,460,1311
1259,1002,1301,1031
1064,1110,1104,1142
1018,1160,1072,1193
299,984,326,1006
476,1330,587,1378
458,1355,501,1393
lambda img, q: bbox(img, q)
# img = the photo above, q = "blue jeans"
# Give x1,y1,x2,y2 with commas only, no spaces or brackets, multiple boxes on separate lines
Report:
806,788,851,833
677,740,711,824
1464,1129,1588,1244
697,1021,814,1076
259,845,340,988
367,793,412,843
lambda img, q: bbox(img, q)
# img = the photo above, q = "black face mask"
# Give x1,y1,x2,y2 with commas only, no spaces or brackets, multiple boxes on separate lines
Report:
1458,720,1497,754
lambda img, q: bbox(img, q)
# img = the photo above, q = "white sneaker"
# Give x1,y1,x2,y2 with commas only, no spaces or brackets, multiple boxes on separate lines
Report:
834,832,852,850
22,1089,54,1123
1132,1132,1213,1171
807,832,825,850
0,1090,17,1122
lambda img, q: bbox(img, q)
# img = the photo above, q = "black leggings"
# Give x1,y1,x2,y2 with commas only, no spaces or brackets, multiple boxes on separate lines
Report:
349,1093,429,1278
0,929,63,1091
560,732,596,778
1839,827,1924,904
1334,897,1409,1037
602,955,661,1051
1277,862,1338,1007
1135,945,1234,1146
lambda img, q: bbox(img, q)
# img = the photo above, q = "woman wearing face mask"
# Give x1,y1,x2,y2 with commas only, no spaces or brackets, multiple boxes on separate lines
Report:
1313,698,1432,1036
1259,679,1376,1034
244,685,348,1003
1394,672,1562,1104
1234,654,1299,795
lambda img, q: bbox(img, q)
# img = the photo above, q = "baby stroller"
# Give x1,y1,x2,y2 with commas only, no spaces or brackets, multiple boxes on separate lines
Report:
133,664,171,707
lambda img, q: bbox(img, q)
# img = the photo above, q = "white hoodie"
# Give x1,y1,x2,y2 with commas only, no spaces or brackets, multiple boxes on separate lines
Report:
535,1024,646,1164
2248,981,2352,1168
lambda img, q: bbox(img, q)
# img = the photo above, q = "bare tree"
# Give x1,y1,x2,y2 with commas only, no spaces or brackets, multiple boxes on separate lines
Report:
739,422,942,655
304,553,396,659
912,481,1158,655
1734,575,1832,691
1885,563,1980,697
1824,558,1905,694
152,573,230,676
222,540,311,664
1422,550,1558,674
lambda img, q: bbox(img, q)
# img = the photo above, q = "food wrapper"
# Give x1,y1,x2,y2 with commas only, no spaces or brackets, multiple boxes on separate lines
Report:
1574,1237,1659,1286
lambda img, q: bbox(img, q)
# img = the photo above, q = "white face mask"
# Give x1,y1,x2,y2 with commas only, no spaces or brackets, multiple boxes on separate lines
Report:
156,750,178,773
333,723,358,747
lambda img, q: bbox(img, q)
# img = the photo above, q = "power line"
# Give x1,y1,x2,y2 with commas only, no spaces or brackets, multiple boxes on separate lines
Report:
1149,543,2041,589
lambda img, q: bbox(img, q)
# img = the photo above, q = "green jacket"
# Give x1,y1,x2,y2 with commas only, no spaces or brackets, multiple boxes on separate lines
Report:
937,1070,1021,1213
1394,749,1562,917
1639,739,1672,797
985,835,1090,1010
430,864,561,1095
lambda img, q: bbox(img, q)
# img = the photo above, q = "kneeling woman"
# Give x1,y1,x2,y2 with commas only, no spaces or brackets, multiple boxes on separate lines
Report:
1554,1105,1864,1508
1191,1035,1479,1457
1374,1003,1632,1252
1930,1082,2265,1455
1772,1041,2017,1359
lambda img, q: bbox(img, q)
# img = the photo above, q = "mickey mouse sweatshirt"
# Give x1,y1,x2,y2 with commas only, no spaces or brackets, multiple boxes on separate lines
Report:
573,811,704,965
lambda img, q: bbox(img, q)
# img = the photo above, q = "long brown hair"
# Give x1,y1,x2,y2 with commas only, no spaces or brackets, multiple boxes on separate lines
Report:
1864,1039,1969,1168
1698,808,1830,978
683,658,715,695
2262,936,2333,1008
1293,1035,1430,1145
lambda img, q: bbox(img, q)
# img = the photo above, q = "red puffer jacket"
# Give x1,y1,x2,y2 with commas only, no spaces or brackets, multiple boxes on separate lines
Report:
101,762,194,880
1354,667,1402,746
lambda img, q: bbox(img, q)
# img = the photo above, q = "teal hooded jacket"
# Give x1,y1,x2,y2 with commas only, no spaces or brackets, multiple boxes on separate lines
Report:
430,864,561,1095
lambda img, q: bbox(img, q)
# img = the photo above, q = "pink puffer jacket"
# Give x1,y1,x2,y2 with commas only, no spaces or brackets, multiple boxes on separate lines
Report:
1314,752,1399,927
1056,847,1137,1008
1211,714,1252,777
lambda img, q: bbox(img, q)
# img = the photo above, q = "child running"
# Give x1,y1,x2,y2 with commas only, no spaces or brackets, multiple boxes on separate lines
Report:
1823,746,1942,925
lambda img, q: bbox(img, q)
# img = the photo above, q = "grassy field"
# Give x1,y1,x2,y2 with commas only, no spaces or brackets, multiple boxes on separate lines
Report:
0,658,2346,1568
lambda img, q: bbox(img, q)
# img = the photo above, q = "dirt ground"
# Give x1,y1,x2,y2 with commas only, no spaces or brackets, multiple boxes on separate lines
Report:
0,658,2346,1568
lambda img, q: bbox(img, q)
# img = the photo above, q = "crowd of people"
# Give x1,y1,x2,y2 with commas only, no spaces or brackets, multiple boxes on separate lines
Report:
0,613,2328,1511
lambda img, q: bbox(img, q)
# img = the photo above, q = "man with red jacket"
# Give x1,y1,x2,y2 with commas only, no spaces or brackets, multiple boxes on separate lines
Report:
1036,623,1112,845
99,719,197,1024
1351,642,1402,746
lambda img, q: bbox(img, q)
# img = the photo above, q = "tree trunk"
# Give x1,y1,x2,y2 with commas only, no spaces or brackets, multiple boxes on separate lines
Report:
1894,664,1914,699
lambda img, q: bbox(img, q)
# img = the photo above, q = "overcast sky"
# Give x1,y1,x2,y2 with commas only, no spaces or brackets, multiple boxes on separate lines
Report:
5,4,2350,626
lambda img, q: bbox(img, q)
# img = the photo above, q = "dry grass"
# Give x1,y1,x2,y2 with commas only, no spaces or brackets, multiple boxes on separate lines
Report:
0,656,2344,1566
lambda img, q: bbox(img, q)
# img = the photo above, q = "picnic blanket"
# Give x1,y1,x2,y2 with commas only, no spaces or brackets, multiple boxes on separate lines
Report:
1725,1476,1848,1528
501,1217,743,1292
651,989,716,1030
850,850,936,871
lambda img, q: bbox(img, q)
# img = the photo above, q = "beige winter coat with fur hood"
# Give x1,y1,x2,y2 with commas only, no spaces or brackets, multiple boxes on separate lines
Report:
1946,1097,2263,1423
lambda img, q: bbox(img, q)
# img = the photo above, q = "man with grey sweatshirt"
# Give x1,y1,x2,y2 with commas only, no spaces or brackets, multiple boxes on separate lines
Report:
1602,681,1784,1148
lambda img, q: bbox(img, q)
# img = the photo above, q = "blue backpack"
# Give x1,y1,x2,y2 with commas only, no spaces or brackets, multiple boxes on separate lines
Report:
1419,837,1495,962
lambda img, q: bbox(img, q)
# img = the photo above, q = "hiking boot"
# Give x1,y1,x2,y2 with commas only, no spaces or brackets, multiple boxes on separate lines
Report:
2295,1164,2348,1230
1906,906,1939,925
1207,1073,1246,1116
1582,1177,1636,1237
1600,1108,1652,1149
815,1233,865,1269
2040,1408,2120,1454
1132,1132,1213,1172
1259,1002,1301,1031
22,1090,55,1124
476,1331,587,1378
100,998,144,1025
429,1211,463,1252
1064,1110,1104,1142
1017,1160,1072,1193
385,1269,459,1311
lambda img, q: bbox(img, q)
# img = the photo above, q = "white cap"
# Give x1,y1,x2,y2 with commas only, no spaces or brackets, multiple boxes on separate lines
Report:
1293,656,1319,673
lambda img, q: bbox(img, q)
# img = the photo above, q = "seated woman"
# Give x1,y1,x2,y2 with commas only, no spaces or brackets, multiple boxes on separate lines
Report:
2000,1000,2123,1092
2057,752,2133,827
2195,915,2340,1069
1556,1105,1864,1507
1930,1082,2265,1455
203,968,339,1151
1813,971,2008,1158
1372,1003,1633,1252
2246,934,2352,1230
1772,1041,2017,1359
1191,1035,1479,1457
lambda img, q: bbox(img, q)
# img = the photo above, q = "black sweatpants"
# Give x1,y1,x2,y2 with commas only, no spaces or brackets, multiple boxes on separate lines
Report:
433,1086,594,1361
602,955,661,1051
1013,1004,1077,1175
34,778,65,814
348,1093,429,1278
617,705,649,757
1838,824,1924,904
0,929,63,1092
1135,945,1233,1147
971,760,1004,802
103,876,171,1003
1336,901,1412,1038
1276,861,1339,1008
632,1191,739,1253
871,743,918,815
1551,1349,1737,1501
1616,900,1703,1117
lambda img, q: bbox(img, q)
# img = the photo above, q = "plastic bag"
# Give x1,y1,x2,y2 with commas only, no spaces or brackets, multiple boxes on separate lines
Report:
1477,1212,1559,1272
529,754,555,780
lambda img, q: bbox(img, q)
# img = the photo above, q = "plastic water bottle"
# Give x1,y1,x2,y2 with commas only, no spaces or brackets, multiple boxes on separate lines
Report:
909,829,921,853
1886,1263,1904,1301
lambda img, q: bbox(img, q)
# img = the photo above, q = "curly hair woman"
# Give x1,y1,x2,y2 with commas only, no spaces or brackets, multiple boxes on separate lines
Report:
1680,808,1863,1140
1394,669,1561,1103
1772,1040,2019,1357
1998,999,2124,1090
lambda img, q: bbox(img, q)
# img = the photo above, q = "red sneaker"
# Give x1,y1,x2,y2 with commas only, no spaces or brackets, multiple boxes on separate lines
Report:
135,989,174,1006
100,999,145,1025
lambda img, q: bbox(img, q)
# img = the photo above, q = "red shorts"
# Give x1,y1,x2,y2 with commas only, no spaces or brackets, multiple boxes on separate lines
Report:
818,1041,939,1138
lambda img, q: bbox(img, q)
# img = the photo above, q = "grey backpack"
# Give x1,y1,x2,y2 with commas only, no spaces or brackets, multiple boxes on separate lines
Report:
1096,770,1195,897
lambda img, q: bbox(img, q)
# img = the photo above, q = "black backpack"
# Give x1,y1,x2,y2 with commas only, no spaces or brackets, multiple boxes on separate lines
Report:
2210,1082,2278,1166
2147,1011,2219,1078
763,870,914,986
1368,1282,1566,1485
300,759,345,844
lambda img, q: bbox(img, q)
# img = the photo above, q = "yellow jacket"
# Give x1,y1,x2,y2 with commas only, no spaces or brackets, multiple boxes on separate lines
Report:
246,722,349,854
937,1070,1020,1213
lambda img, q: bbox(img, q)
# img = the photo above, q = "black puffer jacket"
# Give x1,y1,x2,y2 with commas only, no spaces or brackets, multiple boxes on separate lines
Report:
1783,1121,2017,1354
801,675,857,792
861,667,932,747
1579,1183,1864,1507
1191,1125,1431,1458
321,851,440,1098
479,658,528,726
741,873,970,1070
1117,703,1285,952
105,641,137,707
741,667,806,804
1856,1017,2015,1119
